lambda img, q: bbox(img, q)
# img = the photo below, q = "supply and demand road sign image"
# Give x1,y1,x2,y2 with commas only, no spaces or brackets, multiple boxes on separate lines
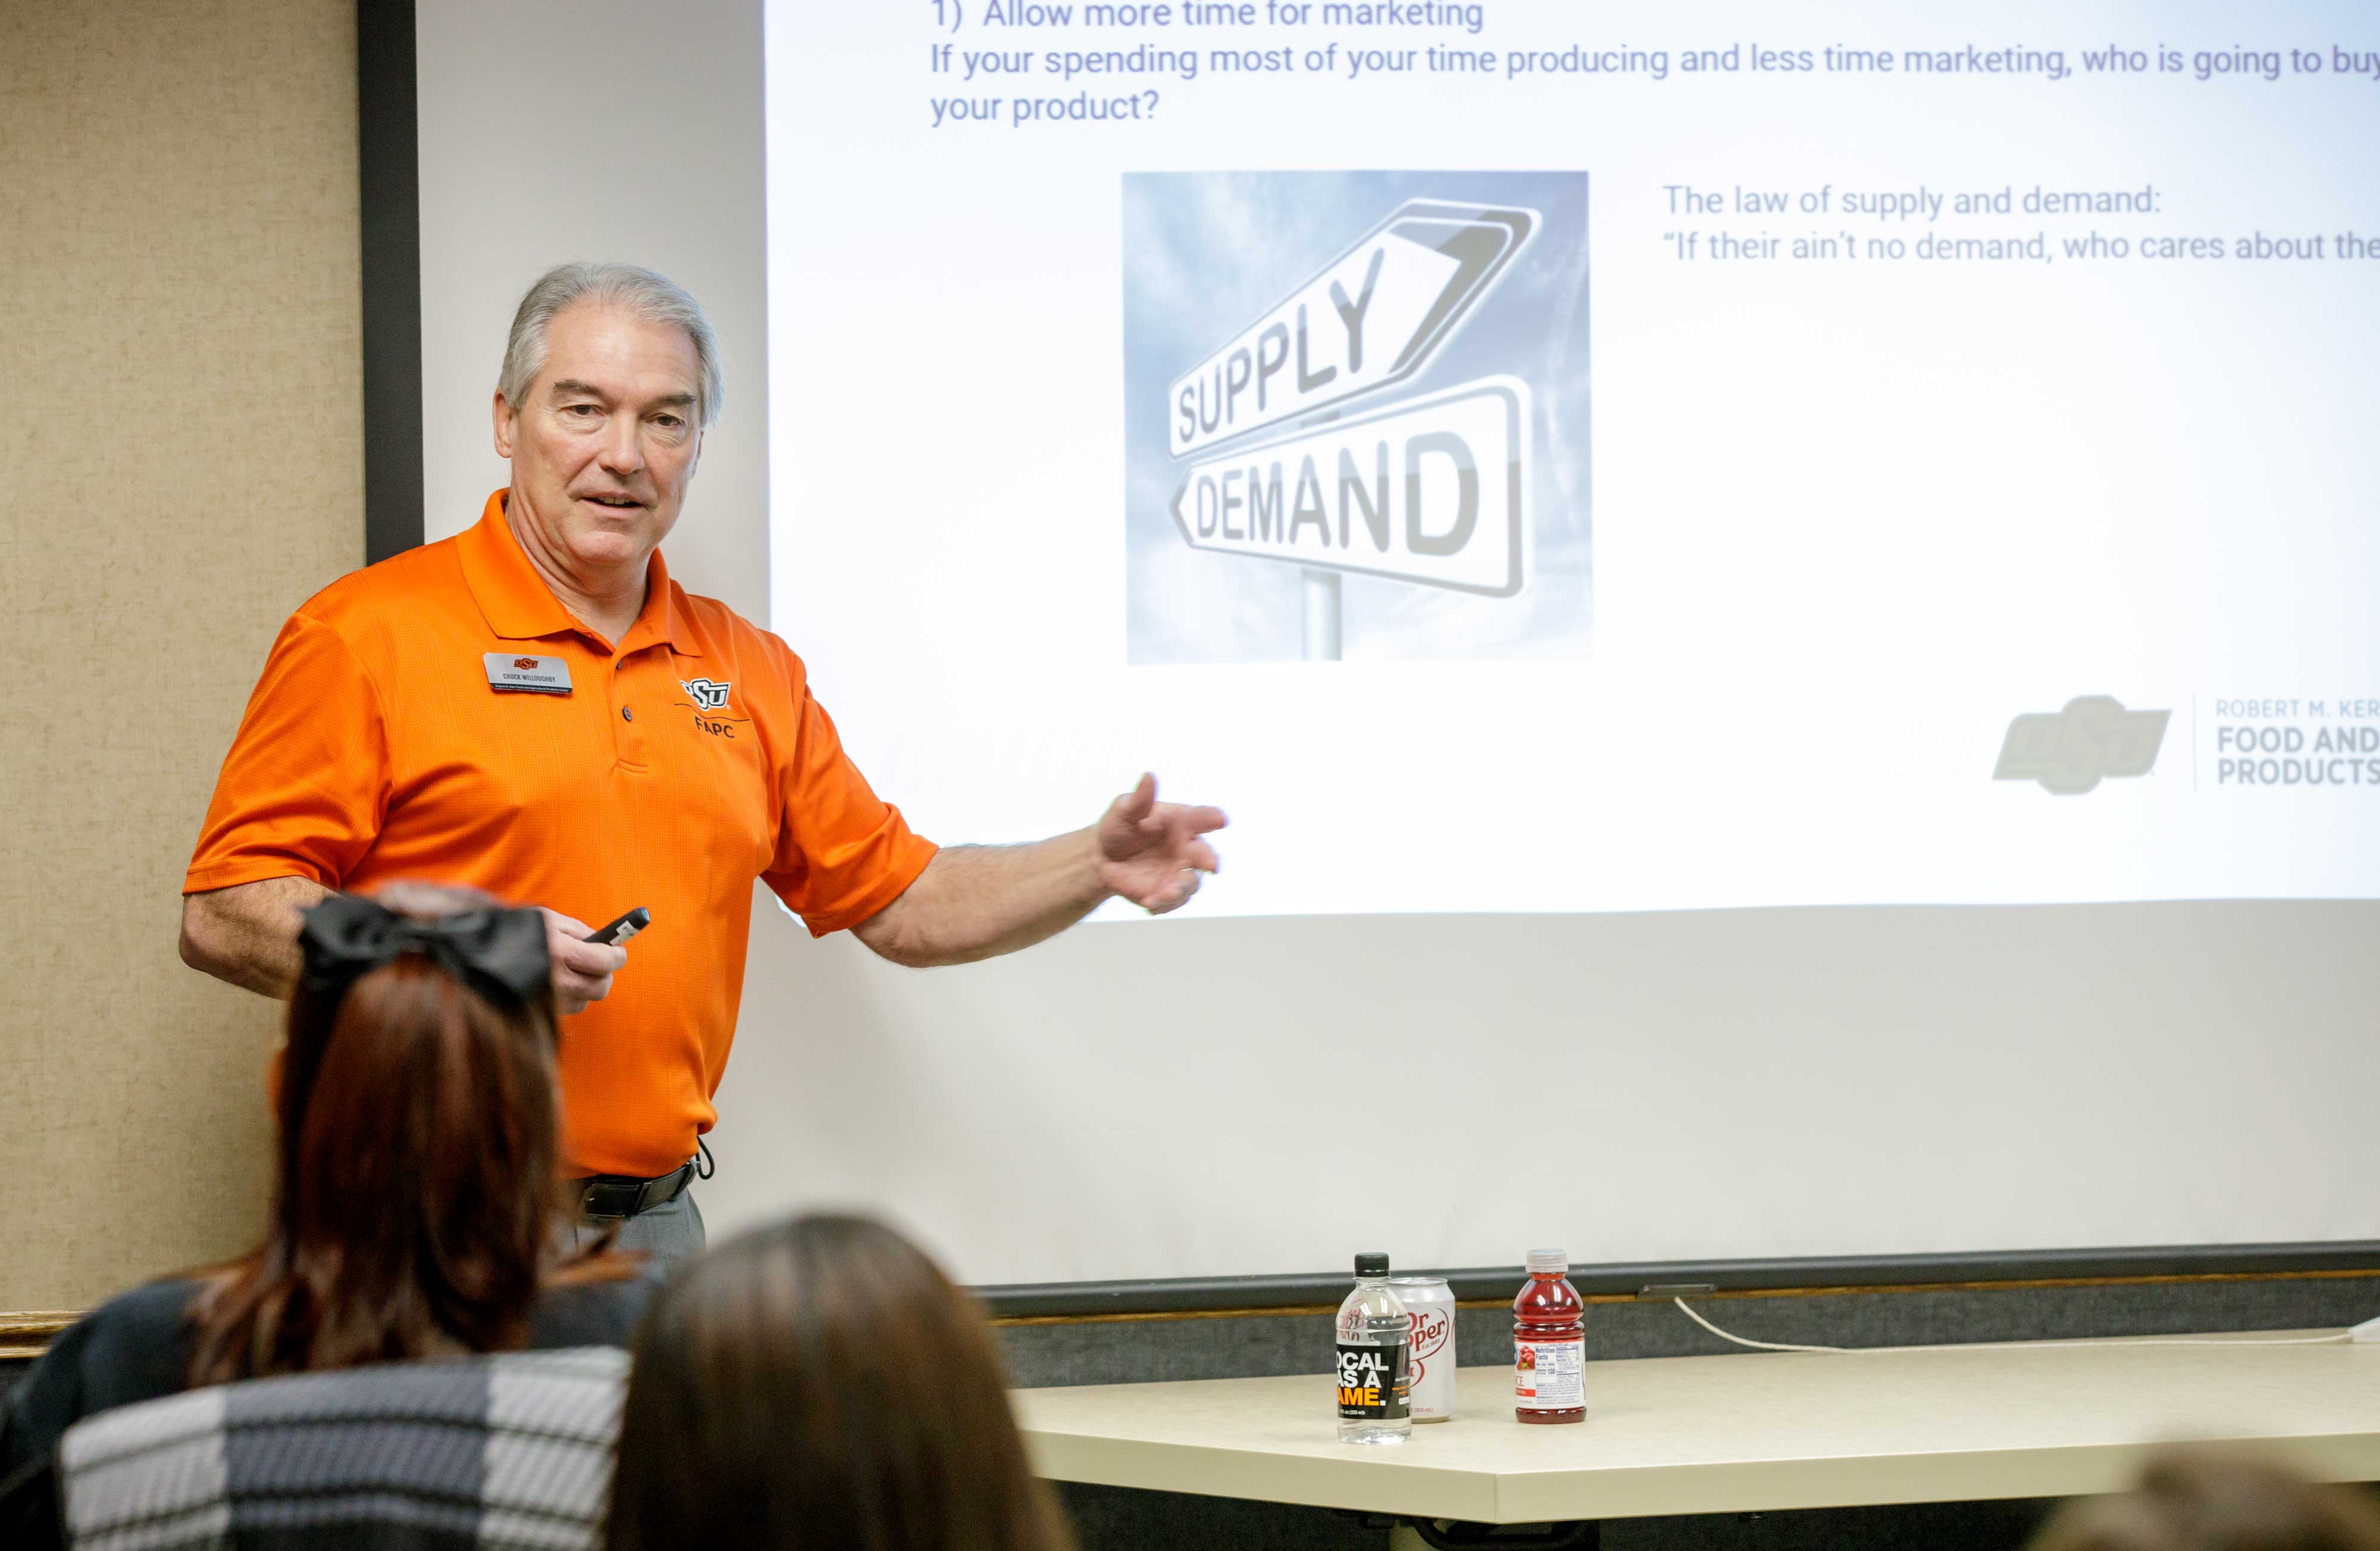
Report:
1123,171,1591,665
1168,377,1530,597
1167,200,1537,459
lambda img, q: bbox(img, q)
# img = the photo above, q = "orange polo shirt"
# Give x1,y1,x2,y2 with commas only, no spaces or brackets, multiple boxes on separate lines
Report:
186,490,938,1177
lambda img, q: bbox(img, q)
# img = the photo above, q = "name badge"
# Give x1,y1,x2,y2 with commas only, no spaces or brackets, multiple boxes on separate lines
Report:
484,652,572,695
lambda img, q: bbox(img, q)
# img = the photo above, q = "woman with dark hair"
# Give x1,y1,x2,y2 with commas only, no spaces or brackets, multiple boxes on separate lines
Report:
606,1214,1075,1551
0,884,645,1481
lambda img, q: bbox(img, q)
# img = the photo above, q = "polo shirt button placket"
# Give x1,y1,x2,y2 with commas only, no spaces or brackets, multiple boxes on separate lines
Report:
612,656,647,768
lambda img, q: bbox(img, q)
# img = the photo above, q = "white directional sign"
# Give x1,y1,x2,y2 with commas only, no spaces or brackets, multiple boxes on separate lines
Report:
1167,201,1537,459
1168,377,1530,597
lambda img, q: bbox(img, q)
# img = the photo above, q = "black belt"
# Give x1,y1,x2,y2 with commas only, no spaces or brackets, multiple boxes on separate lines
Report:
572,1158,697,1221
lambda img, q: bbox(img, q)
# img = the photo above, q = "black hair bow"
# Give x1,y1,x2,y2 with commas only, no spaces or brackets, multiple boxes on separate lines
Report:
297,893,551,1008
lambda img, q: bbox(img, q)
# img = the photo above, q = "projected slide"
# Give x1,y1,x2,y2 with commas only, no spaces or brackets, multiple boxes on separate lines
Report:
1125,173,1589,660
765,1,2380,917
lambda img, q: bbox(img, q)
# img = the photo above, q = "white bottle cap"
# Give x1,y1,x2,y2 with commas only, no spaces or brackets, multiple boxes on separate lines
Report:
1526,1249,1568,1275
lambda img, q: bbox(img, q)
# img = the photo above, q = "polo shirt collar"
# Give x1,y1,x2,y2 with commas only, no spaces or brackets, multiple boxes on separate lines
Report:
459,489,700,658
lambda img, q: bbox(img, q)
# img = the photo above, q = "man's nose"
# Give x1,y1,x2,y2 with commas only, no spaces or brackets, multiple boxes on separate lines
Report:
597,420,644,476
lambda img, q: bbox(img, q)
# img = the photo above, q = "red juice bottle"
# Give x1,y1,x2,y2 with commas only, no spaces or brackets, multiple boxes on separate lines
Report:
1512,1248,1586,1424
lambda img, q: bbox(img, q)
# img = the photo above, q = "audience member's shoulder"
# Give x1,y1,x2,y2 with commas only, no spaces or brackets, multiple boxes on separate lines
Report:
70,1278,203,1372
528,1277,652,1351
1,1279,201,1482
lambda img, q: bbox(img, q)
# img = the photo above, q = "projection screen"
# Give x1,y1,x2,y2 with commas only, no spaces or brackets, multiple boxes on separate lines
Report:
419,0,2380,1289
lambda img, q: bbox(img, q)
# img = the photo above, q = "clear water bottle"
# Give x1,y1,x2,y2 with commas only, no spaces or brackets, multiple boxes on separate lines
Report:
1335,1252,1412,1444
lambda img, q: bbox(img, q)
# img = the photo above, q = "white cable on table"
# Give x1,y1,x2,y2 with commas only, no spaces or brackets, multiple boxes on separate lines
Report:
1673,1298,2354,1355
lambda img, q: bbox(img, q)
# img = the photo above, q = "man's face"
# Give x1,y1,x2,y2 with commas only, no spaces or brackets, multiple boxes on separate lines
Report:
493,299,703,577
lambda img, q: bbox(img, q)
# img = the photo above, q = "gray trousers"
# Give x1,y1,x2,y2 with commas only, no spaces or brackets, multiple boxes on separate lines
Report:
558,1189,707,1280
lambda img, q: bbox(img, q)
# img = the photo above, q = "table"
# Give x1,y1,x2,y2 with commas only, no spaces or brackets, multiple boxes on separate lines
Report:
1014,1333,2380,1527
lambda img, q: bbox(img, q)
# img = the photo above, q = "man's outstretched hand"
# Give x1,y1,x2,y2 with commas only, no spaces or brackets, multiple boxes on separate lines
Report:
1095,774,1227,915
851,774,1228,965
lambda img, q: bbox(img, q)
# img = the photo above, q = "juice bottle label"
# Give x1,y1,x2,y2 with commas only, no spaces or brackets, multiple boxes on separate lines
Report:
1514,1336,1585,1411
1336,1343,1411,1421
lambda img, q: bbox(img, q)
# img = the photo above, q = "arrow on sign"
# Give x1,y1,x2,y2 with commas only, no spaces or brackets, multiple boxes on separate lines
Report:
1166,201,1537,460
1167,377,1530,598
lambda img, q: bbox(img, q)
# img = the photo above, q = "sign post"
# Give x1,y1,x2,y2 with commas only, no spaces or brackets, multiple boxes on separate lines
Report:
1302,569,1342,661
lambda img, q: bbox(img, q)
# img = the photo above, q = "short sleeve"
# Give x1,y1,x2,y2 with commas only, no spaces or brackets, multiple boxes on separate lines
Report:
0,1314,89,1482
762,681,937,937
0,1281,198,1482
183,612,391,895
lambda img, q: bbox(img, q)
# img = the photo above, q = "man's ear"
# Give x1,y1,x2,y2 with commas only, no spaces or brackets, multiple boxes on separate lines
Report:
491,391,515,458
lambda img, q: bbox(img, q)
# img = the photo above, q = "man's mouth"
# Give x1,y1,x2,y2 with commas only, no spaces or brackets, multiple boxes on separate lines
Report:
579,492,646,511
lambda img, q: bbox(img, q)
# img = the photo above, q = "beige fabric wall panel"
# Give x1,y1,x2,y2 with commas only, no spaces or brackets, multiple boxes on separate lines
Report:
0,2,362,1309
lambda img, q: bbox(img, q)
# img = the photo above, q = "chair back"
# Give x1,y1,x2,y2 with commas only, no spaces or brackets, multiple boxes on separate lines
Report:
59,1346,628,1550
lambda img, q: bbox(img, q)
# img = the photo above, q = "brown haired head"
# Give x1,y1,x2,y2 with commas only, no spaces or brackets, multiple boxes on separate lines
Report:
189,882,603,1384
2031,1446,2380,1551
606,1214,1075,1551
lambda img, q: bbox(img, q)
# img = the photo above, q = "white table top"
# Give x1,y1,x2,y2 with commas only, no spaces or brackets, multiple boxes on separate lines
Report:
1013,1333,2380,1523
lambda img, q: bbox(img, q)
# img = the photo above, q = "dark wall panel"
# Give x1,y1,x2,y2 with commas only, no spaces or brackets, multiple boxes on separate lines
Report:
358,0,422,562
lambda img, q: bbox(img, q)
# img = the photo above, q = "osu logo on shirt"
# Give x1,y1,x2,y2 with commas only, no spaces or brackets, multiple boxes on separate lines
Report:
513,656,540,671
680,677,732,712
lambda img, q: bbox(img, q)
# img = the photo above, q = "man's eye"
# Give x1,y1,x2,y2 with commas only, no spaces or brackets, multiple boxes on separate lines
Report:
654,415,682,430
565,404,600,417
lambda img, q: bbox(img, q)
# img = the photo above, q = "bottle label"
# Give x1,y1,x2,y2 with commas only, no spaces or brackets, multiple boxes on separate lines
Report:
1514,1336,1586,1411
1336,1343,1411,1421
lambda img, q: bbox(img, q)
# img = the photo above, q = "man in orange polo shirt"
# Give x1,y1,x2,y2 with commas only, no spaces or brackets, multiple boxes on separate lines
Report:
180,262,1224,1263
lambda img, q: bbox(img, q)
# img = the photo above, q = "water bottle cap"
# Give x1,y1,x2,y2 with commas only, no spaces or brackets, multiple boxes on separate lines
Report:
1354,1252,1390,1276
1526,1249,1568,1275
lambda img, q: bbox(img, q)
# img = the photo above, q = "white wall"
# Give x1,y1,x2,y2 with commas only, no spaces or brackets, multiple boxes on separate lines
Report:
718,899,2380,1286
414,0,768,621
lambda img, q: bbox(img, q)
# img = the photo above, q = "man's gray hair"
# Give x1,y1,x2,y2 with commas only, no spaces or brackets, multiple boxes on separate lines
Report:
498,262,724,427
